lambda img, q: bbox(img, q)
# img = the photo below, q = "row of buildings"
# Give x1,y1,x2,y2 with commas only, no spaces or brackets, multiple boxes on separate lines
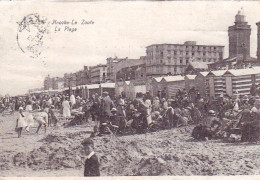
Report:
42,10,260,95
43,39,224,91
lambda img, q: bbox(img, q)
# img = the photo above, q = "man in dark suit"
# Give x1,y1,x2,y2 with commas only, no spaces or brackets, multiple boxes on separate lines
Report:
81,138,100,176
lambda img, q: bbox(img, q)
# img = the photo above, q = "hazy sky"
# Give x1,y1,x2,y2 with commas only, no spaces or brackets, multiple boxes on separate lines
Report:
0,1,260,96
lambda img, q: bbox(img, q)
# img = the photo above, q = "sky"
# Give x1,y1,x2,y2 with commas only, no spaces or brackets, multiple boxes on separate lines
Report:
0,1,260,96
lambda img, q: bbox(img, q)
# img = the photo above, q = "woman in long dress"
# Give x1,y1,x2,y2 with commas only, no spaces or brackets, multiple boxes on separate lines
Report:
16,107,27,138
145,98,152,126
25,101,34,132
70,94,76,109
62,97,71,120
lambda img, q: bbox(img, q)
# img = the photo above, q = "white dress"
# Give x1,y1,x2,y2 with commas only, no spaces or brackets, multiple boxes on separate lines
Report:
47,98,52,106
70,95,76,106
25,105,34,127
62,100,71,118
17,112,27,128
145,99,152,125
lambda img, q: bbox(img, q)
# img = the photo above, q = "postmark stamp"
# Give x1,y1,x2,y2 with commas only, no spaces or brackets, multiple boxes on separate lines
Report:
16,13,50,58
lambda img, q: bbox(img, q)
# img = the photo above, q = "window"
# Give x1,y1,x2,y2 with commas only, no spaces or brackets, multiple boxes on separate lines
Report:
203,52,206,56
186,52,189,56
186,58,189,64
174,51,177,55
180,58,183,64
192,52,194,56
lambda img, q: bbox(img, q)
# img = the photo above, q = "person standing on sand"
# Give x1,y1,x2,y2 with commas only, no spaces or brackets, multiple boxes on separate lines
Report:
70,93,76,109
16,107,27,138
81,138,100,177
25,101,34,132
62,97,71,120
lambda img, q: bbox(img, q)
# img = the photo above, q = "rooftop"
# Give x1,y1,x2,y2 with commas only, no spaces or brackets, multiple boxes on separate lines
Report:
153,77,164,82
188,61,209,70
186,75,197,80
225,67,260,76
199,71,210,77
146,42,224,48
162,75,185,82
209,70,227,76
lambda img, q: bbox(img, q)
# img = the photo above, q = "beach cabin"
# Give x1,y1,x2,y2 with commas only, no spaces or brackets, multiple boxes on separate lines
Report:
207,70,227,99
71,86,77,95
223,67,260,97
160,75,185,99
86,84,100,98
151,77,164,97
124,81,131,98
128,79,146,99
100,83,115,98
194,71,209,97
115,81,125,97
63,87,70,96
145,78,153,95
185,75,196,91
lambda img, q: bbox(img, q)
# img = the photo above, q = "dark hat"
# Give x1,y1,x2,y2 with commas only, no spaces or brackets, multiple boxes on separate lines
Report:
81,138,94,146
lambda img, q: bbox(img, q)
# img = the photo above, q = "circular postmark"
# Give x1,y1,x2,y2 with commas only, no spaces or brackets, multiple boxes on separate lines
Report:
17,13,50,58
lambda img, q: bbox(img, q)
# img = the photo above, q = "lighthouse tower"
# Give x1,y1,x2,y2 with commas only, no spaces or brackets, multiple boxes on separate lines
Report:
257,22,260,64
228,9,251,60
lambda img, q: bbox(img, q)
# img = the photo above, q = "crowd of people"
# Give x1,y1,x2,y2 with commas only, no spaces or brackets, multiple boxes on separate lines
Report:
1,86,260,177
0,85,259,141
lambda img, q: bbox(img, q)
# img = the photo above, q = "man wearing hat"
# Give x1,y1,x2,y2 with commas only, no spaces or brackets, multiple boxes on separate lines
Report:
81,138,100,177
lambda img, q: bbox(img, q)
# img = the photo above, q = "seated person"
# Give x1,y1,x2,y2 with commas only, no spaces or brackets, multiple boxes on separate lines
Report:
150,111,164,128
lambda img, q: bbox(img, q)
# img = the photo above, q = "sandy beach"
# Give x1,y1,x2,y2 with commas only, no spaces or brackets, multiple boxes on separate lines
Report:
0,112,260,177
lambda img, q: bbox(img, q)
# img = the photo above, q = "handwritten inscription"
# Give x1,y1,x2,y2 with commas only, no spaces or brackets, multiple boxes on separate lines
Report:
52,19,94,33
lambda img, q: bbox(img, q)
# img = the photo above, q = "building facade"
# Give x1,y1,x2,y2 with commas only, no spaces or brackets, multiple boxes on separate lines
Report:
44,75,65,90
228,10,251,59
116,63,146,81
64,73,77,88
145,41,224,77
75,66,90,86
53,77,64,89
257,22,260,63
89,64,107,84
106,57,120,82
113,57,145,80
44,75,52,90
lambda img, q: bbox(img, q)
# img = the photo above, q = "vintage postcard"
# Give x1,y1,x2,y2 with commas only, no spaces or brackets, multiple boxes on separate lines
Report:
0,0,260,178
